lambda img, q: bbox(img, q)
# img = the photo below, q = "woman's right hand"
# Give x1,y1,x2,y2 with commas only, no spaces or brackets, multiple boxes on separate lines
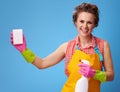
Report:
10,32,26,52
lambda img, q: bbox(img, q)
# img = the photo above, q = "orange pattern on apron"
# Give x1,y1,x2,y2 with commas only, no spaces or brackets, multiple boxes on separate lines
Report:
61,49,101,92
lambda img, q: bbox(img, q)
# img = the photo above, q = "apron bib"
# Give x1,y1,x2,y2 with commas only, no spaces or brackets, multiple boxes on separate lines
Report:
61,45,103,92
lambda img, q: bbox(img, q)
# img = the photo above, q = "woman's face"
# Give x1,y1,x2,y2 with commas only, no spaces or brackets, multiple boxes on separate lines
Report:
75,12,96,37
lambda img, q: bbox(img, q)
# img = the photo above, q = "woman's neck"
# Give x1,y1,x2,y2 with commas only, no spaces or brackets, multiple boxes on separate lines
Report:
78,34,92,48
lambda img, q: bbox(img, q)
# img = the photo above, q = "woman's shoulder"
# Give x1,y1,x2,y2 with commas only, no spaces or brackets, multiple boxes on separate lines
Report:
57,42,68,53
59,38,76,54
94,36,105,42
94,35,110,54
60,38,76,48
94,36,109,45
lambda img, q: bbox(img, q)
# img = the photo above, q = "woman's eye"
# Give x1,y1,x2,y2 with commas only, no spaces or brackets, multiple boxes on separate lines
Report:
88,21,92,24
79,20,84,23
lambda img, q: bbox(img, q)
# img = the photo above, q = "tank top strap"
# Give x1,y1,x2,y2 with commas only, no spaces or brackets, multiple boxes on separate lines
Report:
94,46,103,62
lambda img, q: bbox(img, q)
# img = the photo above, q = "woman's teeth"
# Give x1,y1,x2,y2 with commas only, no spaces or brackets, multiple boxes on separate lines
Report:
83,30,88,32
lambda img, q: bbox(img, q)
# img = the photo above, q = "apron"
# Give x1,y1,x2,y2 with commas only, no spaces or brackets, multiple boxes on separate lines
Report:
61,45,103,92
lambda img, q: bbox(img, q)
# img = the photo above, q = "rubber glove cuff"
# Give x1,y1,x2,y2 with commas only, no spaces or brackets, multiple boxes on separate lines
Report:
94,70,106,83
21,48,36,63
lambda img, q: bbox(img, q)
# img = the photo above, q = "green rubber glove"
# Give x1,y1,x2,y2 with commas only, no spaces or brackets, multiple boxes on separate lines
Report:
93,70,106,83
21,48,36,63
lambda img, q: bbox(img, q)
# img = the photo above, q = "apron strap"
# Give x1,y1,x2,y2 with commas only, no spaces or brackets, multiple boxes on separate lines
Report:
76,45,103,62
94,46,103,62
94,46,104,70
76,45,80,50
76,45,104,70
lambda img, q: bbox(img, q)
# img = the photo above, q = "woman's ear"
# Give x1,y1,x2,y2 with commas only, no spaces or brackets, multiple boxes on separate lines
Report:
74,21,77,27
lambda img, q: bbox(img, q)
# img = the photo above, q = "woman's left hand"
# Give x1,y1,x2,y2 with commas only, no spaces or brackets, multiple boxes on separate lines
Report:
78,63,95,78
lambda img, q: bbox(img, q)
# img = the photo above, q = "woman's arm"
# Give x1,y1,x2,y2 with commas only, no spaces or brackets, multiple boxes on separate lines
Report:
32,42,68,69
103,41,114,81
11,32,68,69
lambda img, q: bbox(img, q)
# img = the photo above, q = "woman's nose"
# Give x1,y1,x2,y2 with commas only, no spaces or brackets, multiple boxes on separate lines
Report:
83,23,87,28
82,23,88,29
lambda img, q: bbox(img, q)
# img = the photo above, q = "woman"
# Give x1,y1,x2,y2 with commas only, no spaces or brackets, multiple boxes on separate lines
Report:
11,2,114,92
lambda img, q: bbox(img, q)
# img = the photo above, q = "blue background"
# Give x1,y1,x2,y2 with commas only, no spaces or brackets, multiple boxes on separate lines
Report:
0,0,120,92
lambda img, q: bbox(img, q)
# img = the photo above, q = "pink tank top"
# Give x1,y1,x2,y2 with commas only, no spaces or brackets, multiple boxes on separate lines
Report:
65,35,105,76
